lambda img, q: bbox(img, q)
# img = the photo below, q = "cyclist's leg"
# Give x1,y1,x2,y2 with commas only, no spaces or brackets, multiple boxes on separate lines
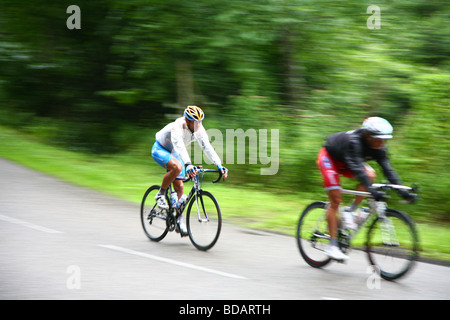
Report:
162,158,182,190
171,152,185,199
169,153,188,234
151,142,182,192
342,163,375,210
326,189,341,239
317,148,349,259
317,148,343,239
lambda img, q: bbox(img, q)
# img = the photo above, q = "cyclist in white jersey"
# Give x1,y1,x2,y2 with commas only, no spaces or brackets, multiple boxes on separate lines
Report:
151,105,228,234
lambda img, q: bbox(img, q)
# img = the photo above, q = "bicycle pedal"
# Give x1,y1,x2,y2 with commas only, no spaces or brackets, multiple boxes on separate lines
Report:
175,224,188,237
382,241,400,247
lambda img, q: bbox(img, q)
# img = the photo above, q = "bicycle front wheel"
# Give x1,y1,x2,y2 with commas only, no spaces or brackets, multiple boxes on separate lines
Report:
140,185,169,242
296,201,332,268
366,208,418,281
186,190,222,251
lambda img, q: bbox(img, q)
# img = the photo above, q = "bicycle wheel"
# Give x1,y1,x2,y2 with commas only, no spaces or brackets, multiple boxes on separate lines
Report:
366,208,418,281
296,201,332,268
140,185,169,242
186,190,222,251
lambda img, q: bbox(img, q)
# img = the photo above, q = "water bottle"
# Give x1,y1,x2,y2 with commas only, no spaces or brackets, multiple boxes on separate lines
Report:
170,191,178,209
354,207,370,226
340,206,357,230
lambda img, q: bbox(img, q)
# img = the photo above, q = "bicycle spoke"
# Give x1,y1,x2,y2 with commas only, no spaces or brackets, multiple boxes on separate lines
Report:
140,186,169,242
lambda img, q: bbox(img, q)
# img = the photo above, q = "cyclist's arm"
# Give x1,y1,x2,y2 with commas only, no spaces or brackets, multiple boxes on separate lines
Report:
344,139,372,189
171,120,192,166
375,149,417,201
375,149,402,185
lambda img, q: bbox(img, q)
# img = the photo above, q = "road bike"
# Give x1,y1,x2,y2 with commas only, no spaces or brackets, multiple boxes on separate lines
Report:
141,167,223,251
296,183,420,280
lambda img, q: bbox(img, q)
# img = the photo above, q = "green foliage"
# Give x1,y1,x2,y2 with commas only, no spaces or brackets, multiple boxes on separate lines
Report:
0,1,448,219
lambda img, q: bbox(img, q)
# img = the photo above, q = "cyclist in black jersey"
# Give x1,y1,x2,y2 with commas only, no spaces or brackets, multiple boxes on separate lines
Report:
324,128,401,193
316,117,415,260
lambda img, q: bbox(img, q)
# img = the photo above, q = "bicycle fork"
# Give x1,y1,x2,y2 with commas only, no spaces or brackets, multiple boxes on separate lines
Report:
193,176,209,223
374,202,399,247
194,192,209,223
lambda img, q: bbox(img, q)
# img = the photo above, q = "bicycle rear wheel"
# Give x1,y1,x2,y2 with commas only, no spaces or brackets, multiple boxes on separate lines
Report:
296,201,332,268
366,208,418,281
140,185,169,242
186,190,221,251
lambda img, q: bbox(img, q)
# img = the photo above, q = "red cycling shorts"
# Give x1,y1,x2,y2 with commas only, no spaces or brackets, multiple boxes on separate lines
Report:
316,147,356,191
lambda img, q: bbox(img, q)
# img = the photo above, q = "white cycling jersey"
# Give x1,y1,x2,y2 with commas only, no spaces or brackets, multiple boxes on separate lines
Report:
155,117,222,167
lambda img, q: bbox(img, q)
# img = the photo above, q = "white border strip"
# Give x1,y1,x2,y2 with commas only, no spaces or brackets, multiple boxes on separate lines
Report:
99,244,248,280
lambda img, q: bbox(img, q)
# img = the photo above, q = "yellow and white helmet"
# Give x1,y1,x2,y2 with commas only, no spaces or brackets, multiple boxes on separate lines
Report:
184,105,205,121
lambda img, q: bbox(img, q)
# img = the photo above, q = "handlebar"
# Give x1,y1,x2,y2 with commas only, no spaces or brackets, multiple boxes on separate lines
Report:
203,168,223,184
341,183,420,201
181,167,223,183
372,183,414,192
373,183,420,203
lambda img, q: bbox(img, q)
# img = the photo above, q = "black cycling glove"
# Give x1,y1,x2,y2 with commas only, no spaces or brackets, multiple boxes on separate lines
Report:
397,189,417,203
368,187,386,201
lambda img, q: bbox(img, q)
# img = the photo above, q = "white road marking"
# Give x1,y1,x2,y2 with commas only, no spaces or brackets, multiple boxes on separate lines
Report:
99,244,248,280
0,214,63,234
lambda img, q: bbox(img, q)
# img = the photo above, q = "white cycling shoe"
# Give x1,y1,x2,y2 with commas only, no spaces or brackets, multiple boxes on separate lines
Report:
325,245,349,261
155,194,169,210
177,216,188,236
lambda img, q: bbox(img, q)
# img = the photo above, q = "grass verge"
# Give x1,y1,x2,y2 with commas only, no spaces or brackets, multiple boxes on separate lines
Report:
0,125,449,262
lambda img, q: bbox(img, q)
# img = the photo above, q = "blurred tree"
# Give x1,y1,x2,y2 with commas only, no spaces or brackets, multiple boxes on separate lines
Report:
0,0,448,217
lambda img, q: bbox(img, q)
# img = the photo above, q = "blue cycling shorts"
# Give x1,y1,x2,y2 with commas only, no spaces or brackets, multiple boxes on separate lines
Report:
151,141,186,180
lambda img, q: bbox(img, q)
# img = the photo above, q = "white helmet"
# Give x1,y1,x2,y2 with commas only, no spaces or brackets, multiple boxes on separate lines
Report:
362,117,393,139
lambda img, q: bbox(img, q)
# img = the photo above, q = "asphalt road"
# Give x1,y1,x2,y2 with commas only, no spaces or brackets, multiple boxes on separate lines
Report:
0,158,448,300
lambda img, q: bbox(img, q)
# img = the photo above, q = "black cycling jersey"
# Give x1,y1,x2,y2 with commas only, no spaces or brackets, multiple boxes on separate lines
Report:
324,129,401,188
